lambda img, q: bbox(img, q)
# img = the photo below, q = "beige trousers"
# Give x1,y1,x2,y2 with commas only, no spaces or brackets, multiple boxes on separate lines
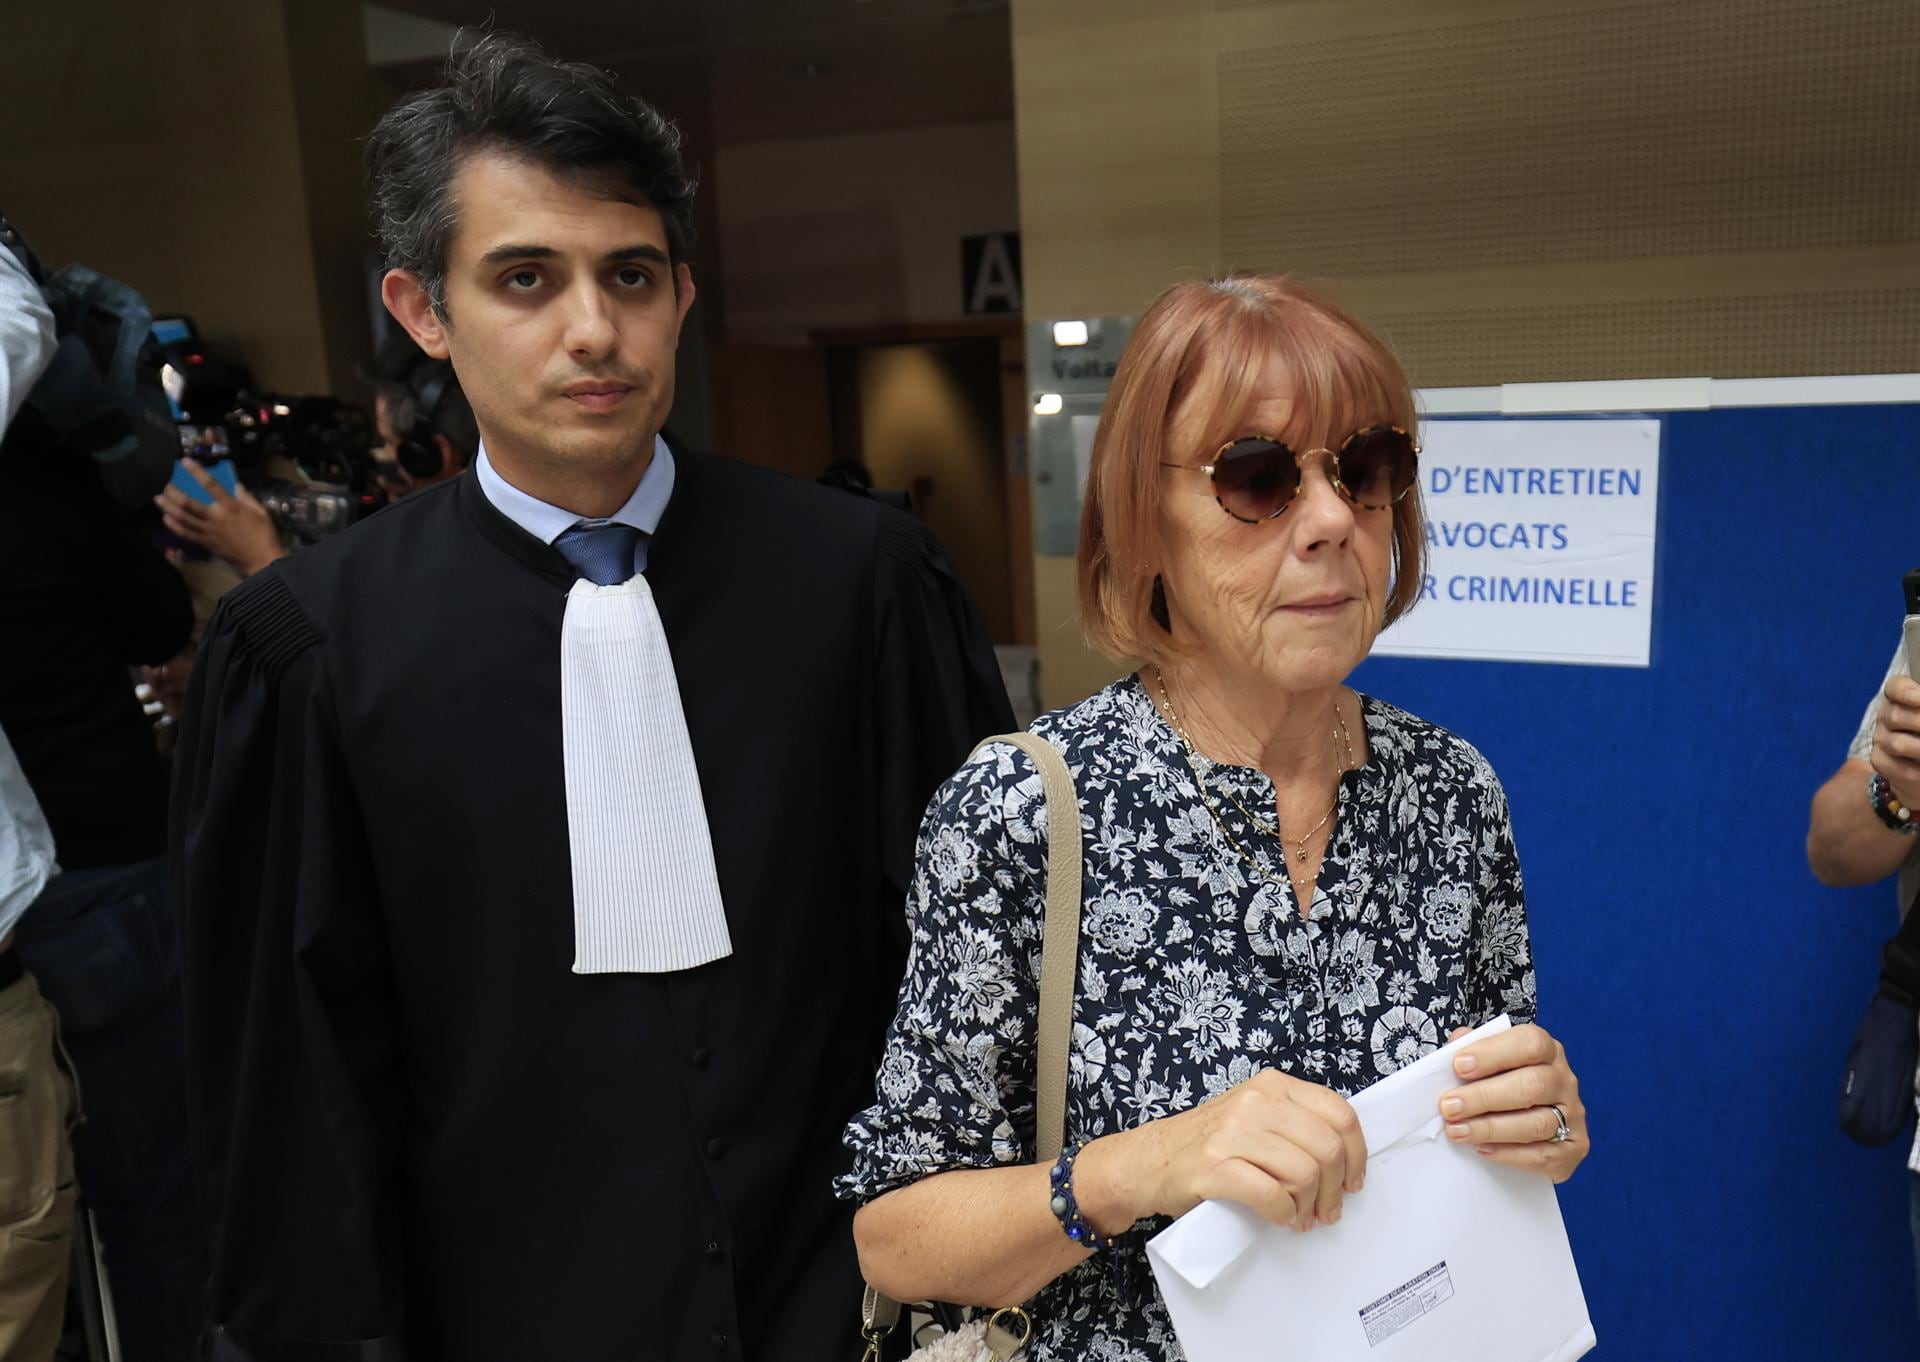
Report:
0,970,78,1362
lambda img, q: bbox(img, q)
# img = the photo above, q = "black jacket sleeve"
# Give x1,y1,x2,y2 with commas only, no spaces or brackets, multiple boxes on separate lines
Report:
172,572,410,1360
869,510,1016,911
63,452,192,664
90,504,194,665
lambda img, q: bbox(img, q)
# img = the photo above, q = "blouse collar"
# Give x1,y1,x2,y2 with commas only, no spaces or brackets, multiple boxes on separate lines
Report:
1116,671,1386,807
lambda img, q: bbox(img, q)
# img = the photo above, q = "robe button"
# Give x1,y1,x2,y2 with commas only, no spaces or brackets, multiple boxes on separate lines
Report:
704,1240,724,1259
690,1047,712,1070
705,1136,729,1158
710,1332,728,1351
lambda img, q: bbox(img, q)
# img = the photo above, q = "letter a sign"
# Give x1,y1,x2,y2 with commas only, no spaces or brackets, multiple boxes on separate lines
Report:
962,232,1023,315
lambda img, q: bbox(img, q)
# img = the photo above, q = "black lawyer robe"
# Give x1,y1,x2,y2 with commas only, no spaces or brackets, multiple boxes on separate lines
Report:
171,452,1013,1361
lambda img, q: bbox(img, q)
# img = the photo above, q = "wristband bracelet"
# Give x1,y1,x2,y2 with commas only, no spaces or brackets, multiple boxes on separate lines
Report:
1048,1140,1118,1252
1870,772,1918,834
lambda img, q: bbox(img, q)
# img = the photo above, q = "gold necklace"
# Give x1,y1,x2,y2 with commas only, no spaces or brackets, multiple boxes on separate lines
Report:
1220,707,1353,861
1150,674,1303,900
1152,667,1352,875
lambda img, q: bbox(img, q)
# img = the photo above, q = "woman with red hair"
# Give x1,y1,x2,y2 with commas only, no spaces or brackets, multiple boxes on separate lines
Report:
840,275,1590,1360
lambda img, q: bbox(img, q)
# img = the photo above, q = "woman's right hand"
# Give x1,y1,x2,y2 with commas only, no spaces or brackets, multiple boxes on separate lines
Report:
1081,1071,1367,1234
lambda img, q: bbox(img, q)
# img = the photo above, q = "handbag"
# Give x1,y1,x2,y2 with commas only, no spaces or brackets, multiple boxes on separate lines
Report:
858,732,1084,1362
1839,883,1920,1145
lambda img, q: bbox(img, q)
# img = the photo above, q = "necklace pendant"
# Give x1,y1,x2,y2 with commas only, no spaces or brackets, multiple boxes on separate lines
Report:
1292,846,1306,863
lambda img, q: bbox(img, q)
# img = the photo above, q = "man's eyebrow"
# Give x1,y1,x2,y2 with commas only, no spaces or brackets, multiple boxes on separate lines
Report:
477,244,559,268
475,243,669,268
603,245,670,267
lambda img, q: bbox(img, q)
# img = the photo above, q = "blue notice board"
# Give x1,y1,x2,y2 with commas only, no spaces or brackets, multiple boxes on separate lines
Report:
1352,401,1920,1358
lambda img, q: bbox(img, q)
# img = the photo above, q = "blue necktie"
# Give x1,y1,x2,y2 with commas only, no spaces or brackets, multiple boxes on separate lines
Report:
555,521,643,586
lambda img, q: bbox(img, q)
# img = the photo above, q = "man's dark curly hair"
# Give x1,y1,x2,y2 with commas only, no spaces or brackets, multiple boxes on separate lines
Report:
364,30,698,319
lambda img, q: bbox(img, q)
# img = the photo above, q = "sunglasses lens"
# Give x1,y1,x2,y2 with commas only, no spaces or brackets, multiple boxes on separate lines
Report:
1337,427,1418,507
1211,439,1298,520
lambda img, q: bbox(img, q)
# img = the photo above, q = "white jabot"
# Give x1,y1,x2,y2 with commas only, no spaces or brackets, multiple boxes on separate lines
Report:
476,440,733,974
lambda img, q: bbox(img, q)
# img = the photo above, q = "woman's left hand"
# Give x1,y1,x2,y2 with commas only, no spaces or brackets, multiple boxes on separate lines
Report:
1438,1023,1587,1183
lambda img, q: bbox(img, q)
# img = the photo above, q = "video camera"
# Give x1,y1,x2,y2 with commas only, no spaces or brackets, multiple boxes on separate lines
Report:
158,320,387,542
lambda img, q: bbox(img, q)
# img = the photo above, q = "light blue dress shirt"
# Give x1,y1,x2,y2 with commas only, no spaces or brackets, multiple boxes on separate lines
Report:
474,435,675,575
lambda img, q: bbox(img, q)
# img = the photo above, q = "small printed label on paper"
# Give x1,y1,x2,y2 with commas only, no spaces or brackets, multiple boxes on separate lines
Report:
1358,1260,1455,1347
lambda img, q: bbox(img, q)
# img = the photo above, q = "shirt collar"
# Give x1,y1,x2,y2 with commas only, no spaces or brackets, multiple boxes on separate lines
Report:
474,435,675,547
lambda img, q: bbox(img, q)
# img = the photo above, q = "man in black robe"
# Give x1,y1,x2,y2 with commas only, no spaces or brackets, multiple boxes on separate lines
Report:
172,33,1010,1362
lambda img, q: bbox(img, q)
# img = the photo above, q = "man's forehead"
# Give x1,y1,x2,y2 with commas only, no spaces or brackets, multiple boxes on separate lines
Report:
449,149,667,257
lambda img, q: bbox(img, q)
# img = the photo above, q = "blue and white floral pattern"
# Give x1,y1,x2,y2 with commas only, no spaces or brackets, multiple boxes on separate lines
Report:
839,675,1535,1362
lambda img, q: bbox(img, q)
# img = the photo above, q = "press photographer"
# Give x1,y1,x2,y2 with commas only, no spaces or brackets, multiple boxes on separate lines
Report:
154,334,476,577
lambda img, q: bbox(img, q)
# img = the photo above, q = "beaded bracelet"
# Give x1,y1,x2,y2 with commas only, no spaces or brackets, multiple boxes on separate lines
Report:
1047,1140,1118,1252
1870,772,1918,834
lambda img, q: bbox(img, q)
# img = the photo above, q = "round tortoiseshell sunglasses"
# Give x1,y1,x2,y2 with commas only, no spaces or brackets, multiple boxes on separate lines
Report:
1160,424,1420,524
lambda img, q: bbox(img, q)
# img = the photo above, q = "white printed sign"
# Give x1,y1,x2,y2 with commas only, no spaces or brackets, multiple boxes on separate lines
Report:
1373,418,1660,667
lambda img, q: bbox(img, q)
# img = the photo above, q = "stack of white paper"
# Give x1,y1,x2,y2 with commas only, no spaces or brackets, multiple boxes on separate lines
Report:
1146,1015,1595,1362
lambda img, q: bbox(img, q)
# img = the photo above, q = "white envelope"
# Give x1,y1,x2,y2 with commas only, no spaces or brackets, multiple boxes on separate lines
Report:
1146,1015,1595,1362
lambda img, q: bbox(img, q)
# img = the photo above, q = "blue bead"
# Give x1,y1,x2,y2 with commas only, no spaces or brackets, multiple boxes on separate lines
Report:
1068,1225,1084,1241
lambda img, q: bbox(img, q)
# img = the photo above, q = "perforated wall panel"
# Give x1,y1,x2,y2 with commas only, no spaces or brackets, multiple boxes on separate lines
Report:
1218,0,1920,277
1372,288,1920,387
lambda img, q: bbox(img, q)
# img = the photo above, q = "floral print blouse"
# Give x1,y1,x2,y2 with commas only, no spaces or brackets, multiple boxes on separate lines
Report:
838,674,1536,1361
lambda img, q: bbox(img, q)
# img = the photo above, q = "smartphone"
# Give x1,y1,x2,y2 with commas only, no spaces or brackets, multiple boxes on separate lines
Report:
1905,568,1920,677
169,457,238,505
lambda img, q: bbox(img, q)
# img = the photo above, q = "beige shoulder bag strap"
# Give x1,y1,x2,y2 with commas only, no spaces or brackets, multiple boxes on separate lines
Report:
995,732,1083,1166
859,732,1084,1362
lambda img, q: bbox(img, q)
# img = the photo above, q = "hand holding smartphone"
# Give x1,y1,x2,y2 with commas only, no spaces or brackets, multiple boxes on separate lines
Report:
1904,568,1920,678
168,456,239,505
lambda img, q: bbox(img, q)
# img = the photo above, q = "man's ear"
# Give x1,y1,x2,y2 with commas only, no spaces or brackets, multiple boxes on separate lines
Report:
673,262,697,338
381,270,451,359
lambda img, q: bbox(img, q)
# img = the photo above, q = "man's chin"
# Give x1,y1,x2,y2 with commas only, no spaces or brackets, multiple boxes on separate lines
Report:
547,431,657,470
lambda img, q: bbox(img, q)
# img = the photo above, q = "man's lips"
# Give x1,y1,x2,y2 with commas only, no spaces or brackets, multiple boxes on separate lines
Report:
562,383,637,412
